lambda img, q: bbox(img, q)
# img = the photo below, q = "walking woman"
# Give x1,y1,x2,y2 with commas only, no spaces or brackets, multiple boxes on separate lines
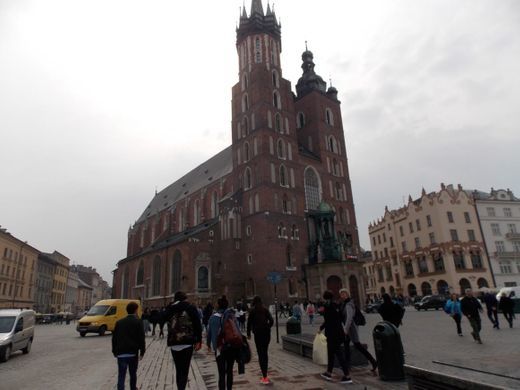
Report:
444,293,463,336
247,296,274,385
319,290,352,384
498,292,515,328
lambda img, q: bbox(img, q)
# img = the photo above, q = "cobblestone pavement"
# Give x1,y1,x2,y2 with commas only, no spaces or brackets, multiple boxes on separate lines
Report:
1,308,518,389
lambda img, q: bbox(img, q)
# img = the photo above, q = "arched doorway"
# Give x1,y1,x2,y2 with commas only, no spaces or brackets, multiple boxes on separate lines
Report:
421,282,432,296
437,280,449,296
477,278,489,288
197,266,209,292
349,275,360,307
408,283,417,297
326,275,342,299
459,278,471,295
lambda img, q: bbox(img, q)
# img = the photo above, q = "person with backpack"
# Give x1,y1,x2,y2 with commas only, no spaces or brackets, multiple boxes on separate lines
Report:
165,291,203,390
444,293,463,336
247,295,274,385
339,288,377,373
318,290,352,384
111,302,146,390
207,296,243,390
378,293,404,327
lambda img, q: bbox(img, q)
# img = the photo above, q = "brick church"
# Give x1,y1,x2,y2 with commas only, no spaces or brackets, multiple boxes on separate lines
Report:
113,0,366,307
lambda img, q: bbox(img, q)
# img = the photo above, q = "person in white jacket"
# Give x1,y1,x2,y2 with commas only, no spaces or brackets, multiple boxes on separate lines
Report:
339,288,377,372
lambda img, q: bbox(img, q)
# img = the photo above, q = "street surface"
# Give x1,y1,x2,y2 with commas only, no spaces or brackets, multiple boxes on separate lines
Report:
0,308,518,389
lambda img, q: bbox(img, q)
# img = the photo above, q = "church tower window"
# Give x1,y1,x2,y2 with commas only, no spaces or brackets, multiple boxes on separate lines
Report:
242,94,249,112
152,256,161,296
279,164,288,187
277,139,286,159
297,112,305,128
325,108,334,125
275,113,282,133
304,167,321,210
244,142,250,162
272,70,279,87
273,91,281,109
244,167,252,189
211,191,219,218
255,37,262,63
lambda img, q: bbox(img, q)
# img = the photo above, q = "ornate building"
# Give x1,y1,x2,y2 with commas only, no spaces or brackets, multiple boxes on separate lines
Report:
113,1,364,306
366,184,495,300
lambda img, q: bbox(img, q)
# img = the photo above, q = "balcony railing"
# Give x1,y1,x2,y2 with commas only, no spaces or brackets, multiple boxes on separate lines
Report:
505,232,520,240
495,251,520,260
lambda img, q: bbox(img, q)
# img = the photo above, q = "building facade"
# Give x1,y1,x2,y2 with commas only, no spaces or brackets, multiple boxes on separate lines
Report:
40,251,70,313
113,1,364,306
35,254,56,313
0,228,38,309
65,268,80,313
367,184,494,299
77,278,93,313
473,188,520,287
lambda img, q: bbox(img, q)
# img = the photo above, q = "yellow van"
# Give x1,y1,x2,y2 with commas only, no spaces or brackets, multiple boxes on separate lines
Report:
76,299,142,337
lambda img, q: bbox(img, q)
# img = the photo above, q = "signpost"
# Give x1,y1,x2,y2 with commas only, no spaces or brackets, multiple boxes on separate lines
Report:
267,271,283,343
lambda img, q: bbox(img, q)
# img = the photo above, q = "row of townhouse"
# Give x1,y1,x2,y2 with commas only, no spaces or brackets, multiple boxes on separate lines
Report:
364,184,520,300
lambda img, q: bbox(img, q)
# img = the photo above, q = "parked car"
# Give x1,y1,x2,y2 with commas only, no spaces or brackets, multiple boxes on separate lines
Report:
0,309,35,363
365,300,382,313
414,295,446,311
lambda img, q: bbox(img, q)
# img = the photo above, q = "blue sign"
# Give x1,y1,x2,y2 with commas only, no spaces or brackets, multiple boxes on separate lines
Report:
267,271,283,285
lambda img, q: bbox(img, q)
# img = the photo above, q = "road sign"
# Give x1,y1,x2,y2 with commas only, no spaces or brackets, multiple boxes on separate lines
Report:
267,271,282,285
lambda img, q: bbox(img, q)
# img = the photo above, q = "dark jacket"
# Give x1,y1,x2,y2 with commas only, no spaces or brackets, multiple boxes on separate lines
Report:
246,306,274,338
112,314,146,357
461,296,482,318
483,293,498,310
164,300,203,344
319,300,344,343
498,296,514,313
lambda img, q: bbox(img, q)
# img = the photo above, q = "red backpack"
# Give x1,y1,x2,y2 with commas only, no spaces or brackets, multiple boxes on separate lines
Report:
218,310,243,349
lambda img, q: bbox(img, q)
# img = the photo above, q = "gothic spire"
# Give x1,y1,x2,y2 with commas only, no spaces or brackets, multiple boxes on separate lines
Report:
251,0,264,16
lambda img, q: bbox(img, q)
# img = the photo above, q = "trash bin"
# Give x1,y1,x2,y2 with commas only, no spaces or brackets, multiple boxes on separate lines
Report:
286,316,301,334
372,321,405,380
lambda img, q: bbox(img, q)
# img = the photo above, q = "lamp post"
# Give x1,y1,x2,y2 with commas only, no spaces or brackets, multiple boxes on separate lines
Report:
11,241,27,308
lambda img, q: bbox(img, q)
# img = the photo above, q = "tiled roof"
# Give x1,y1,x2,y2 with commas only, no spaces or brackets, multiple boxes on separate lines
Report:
136,146,233,224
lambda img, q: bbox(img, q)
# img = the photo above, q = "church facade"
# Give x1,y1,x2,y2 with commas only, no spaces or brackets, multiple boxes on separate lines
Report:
113,0,365,307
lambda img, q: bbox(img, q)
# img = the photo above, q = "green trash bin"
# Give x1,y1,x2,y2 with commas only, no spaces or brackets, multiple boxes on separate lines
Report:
373,321,405,381
286,316,301,334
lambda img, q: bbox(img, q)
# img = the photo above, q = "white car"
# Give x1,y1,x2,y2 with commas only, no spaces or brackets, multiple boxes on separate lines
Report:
0,309,35,362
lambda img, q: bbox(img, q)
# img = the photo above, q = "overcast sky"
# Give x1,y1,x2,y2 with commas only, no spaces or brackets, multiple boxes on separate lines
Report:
1,0,519,283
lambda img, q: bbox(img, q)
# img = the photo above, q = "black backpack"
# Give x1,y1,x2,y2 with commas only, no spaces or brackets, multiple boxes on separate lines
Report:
167,309,195,346
353,307,366,326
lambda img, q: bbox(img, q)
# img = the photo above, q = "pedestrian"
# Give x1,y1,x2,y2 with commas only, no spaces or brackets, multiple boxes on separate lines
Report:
461,289,483,344
158,306,167,338
150,307,160,336
444,293,463,336
483,292,500,329
202,302,214,333
378,293,404,327
319,290,352,384
306,301,316,326
111,301,146,390
339,288,377,373
142,307,151,336
207,296,243,390
292,300,302,321
247,295,274,385
498,292,515,328
278,303,286,318
238,307,246,332
165,291,203,390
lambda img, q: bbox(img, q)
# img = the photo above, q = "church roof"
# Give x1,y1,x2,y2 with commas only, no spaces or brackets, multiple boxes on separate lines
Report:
136,146,233,224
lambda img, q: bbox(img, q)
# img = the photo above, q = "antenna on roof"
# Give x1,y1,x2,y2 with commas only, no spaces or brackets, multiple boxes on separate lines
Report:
155,186,158,195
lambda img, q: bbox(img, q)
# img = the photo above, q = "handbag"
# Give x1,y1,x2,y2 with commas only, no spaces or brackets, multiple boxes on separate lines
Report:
312,333,328,365
241,336,251,364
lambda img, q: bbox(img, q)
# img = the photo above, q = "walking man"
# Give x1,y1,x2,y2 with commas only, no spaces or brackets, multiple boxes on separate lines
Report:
340,288,377,372
498,292,515,328
461,289,483,344
483,292,500,329
247,296,274,385
165,291,203,390
112,302,146,390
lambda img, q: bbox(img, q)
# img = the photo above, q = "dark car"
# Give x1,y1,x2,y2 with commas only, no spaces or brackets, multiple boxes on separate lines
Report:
414,295,446,311
365,300,382,313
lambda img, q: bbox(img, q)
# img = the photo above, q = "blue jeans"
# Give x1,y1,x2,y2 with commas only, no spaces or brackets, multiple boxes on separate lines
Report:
117,356,138,390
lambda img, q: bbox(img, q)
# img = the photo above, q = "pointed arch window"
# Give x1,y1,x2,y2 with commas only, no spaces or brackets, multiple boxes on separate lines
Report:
335,182,343,200
136,261,144,286
242,94,249,112
282,194,290,214
304,167,321,210
193,199,201,226
297,112,305,129
273,91,281,109
272,70,279,87
152,256,161,296
122,267,130,299
277,139,286,159
291,224,299,240
325,108,334,125
328,136,338,153
332,158,340,176
211,191,219,218
242,116,249,136
197,266,209,291
242,73,248,90
255,37,261,63
244,142,250,162
279,164,288,187
170,250,181,294
244,167,252,189
286,244,294,268
275,113,282,133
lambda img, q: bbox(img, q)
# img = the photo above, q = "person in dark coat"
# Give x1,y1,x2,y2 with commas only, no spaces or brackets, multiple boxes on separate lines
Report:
112,302,146,390
483,292,500,329
378,293,404,327
461,289,483,343
202,302,214,333
498,292,515,328
247,296,274,385
319,290,352,384
150,307,160,336
164,291,203,390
